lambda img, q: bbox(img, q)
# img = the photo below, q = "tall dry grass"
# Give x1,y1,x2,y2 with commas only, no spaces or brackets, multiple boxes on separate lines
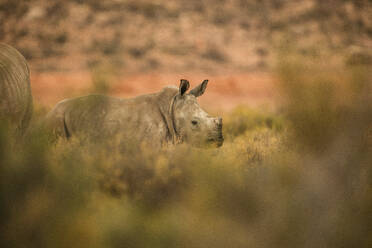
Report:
1,51,371,247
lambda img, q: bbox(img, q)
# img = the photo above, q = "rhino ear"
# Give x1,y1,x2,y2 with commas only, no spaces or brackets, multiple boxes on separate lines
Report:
179,79,190,96
189,79,208,97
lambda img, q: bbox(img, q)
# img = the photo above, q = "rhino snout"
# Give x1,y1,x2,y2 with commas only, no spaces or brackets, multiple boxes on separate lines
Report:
213,117,223,130
207,117,223,147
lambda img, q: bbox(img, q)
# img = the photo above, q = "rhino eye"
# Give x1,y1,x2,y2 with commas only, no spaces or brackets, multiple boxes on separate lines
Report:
191,120,198,126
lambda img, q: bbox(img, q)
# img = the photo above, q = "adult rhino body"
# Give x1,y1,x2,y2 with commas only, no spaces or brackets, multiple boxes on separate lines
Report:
45,79,223,148
0,43,33,135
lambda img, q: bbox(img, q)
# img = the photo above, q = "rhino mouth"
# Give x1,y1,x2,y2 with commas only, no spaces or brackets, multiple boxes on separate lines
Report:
207,133,224,147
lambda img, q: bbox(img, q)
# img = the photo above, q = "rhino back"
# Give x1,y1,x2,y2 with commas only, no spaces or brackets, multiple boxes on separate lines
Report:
52,93,170,145
0,43,32,134
61,95,118,139
114,93,171,145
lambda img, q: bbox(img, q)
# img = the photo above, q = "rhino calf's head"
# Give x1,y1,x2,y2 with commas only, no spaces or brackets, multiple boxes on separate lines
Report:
172,79,224,148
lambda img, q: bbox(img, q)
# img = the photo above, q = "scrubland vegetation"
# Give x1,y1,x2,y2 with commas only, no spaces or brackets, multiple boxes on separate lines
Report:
1,50,371,247
1,0,370,72
1,0,370,246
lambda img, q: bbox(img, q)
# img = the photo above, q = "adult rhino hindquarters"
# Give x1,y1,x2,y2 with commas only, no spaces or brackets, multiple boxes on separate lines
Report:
45,79,224,148
0,43,33,135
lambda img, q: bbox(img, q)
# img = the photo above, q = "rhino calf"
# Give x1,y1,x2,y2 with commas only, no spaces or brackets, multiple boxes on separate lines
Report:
45,79,223,148
0,43,33,135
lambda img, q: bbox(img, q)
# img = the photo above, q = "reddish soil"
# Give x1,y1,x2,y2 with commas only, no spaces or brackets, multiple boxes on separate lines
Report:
31,71,277,113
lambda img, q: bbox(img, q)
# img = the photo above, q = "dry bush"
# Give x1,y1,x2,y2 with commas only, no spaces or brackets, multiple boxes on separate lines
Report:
1,50,371,247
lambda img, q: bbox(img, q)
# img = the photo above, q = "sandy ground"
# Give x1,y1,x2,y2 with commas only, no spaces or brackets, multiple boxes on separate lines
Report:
31,71,278,113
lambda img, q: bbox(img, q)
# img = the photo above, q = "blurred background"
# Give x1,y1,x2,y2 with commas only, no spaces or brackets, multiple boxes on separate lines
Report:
1,1,372,248
1,0,371,110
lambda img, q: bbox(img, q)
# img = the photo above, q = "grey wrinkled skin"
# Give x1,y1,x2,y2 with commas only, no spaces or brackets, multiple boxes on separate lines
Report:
44,79,223,148
0,43,33,136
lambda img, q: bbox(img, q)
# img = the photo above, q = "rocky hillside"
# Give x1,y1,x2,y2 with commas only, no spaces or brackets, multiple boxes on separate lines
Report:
1,0,371,72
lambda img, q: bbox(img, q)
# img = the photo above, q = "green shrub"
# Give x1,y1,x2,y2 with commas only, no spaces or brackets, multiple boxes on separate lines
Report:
223,106,283,139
